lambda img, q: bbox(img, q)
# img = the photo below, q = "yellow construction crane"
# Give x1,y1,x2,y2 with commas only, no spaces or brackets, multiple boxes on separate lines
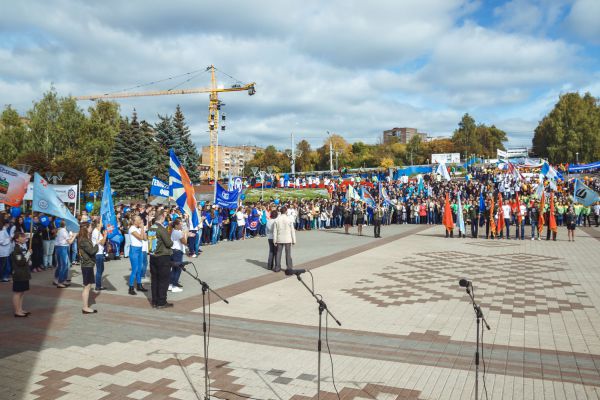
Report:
75,65,256,186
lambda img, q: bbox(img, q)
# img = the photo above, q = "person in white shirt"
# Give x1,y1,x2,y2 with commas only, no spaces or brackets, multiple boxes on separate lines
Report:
169,218,187,293
0,220,12,282
273,207,296,273
127,216,147,295
502,202,512,239
517,202,527,240
265,210,278,270
91,220,106,290
235,207,247,240
53,221,76,288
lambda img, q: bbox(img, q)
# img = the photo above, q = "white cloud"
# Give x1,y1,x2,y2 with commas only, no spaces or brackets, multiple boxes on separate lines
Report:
565,0,600,44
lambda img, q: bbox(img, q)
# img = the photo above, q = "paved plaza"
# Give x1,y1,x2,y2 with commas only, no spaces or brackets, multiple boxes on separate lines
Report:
1,224,600,399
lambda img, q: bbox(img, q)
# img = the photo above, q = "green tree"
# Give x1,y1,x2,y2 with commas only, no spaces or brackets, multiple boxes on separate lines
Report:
153,114,176,180
80,100,121,171
452,113,507,158
295,139,314,172
0,106,28,165
532,92,600,163
172,105,200,182
110,112,158,196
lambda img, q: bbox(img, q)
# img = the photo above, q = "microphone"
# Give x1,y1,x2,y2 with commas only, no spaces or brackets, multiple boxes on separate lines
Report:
285,268,306,276
171,261,193,270
459,278,471,288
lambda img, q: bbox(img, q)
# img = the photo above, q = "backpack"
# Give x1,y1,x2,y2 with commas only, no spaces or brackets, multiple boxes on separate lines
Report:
147,224,159,255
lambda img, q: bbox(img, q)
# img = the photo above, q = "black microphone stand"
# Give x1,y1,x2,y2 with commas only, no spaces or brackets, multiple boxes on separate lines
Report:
180,263,229,400
464,282,491,400
295,272,341,400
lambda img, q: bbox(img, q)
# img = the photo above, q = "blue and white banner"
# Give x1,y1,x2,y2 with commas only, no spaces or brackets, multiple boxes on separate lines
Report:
149,176,169,198
574,179,600,206
231,176,243,192
541,161,563,181
101,171,123,244
32,173,80,233
215,184,240,209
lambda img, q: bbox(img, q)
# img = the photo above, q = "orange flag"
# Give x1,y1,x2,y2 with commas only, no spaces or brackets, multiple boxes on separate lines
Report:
443,192,454,231
489,196,496,235
515,193,522,224
549,192,557,233
538,192,545,233
497,193,505,234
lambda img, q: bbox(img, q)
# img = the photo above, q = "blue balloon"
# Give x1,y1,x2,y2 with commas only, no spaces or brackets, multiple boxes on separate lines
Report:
40,216,51,227
10,207,22,218
123,207,130,214
200,201,206,207
55,218,62,228
172,214,179,220
85,202,94,213
274,199,280,205
24,217,32,231
240,194,246,200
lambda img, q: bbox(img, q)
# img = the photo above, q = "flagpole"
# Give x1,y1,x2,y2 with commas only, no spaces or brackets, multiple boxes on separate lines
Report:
28,207,34,252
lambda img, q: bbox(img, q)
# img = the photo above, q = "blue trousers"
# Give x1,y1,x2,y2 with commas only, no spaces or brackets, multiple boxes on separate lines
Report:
0,256,11,281
229,222,237,241
54,246,70,283
170,249,183,285
141,251,148,278
95,254,104,289
211,225,220,244
128,246,143,286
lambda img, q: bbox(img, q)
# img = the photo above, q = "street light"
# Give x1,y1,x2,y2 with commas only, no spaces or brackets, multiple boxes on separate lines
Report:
251,166,273,201
576,152,579,165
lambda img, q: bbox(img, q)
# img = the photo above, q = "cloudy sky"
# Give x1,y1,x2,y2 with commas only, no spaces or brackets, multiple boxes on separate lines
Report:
1,0,599,150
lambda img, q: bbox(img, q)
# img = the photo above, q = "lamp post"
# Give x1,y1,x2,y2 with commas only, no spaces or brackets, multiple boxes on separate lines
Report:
576,152,579,165
45,171,65,185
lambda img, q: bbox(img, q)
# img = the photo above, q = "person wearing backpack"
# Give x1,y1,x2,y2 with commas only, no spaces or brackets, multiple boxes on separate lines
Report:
147,210,173,308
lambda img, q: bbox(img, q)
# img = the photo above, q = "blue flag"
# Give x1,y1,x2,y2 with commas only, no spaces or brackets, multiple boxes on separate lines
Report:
479,192,486,214
101,171,122,244
32,173,80,232
574,178,600,206
215,184,240,209
457,193,465,235
149,176,169,198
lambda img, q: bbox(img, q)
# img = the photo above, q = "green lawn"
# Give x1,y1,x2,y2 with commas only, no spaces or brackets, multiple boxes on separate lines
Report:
243,188,329,203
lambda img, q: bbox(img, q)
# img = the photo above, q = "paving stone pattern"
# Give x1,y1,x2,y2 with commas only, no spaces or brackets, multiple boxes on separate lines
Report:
1,224,600,399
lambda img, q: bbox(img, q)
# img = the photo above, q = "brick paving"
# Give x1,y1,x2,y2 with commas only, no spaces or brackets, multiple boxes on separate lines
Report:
1,224,600,399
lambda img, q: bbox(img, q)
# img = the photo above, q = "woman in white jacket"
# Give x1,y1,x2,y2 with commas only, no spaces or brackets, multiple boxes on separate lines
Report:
0,219,13,282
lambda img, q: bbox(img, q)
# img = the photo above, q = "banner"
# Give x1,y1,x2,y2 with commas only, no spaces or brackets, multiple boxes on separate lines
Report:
431,153,460,164
568,161,600,172
24,183,78,203
0,164,30,206
246,215,259,231
101,171,123,244
215,184,240,209
32,173,79,232
573,179,600,206
149,177,169,198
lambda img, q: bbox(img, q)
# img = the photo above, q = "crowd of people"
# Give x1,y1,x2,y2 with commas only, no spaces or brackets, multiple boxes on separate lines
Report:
1,165,598,316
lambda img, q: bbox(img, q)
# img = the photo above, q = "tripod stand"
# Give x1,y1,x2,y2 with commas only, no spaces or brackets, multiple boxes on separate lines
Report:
295,272,341,400
180,263,229,400
462,281,491,400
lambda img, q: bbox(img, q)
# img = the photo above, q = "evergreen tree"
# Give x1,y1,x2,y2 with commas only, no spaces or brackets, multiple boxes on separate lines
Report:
154,114,176,181
110,111,158,196
172,105,200,182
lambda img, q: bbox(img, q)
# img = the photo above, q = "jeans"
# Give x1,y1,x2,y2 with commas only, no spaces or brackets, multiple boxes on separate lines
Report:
170,249,183,285
531,222,539,239
128,246,143,286
95,254,105,288
211,225,220,244
42,240,55,267
141,251,148,278
0,256,10,280
259,223,266,236
70,241,78,263
504,218,511,238
187,234,197,256
54,245,70,283
267,239,276,269
124,234,131,257
236,226,244,240
229,222,237,241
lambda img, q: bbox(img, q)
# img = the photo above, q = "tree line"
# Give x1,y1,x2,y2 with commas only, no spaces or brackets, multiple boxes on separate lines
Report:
0,89,199,196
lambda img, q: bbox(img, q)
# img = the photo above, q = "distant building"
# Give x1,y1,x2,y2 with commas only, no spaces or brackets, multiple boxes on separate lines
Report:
201,145,262,178
383,127,428,144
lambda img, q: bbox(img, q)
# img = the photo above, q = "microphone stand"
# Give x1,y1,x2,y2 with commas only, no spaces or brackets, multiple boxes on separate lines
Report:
295,272,342,400
180,263,229,400
464,282,490,400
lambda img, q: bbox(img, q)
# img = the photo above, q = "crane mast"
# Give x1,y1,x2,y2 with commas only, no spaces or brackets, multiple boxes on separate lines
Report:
75,65,256,197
